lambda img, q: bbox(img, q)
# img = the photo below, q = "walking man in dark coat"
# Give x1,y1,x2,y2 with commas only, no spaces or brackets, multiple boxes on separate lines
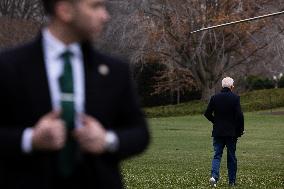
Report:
204,77,244,187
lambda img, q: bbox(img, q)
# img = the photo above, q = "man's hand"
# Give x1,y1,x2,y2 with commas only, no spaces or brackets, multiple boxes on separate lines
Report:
32,111,66,151
73,114,107,154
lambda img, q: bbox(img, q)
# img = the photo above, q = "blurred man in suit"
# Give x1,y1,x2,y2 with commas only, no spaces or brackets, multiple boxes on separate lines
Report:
204,77,244,187
0,0,149,188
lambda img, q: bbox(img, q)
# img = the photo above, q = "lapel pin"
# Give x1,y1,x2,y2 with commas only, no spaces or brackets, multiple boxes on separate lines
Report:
98,64,109,76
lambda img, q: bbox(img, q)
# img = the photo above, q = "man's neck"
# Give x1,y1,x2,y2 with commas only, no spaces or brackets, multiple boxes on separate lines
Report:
47,21,80,45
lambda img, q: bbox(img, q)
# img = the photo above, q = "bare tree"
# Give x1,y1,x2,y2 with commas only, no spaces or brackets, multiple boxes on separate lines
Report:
152,66,195,104
0,17,41,49
0,0,43,50
121,0,284,100
258,0,284,77
0,0,44,21
96,0,150,58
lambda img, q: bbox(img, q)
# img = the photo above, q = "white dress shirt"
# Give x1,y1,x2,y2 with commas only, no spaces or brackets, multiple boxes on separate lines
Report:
43,28,85,118
22,29,118,153
22,29,85,153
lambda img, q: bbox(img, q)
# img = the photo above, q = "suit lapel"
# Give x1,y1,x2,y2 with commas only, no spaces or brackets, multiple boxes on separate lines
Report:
82,42,97,115
81,43,117,129
82,43,111,117
21,35,52,118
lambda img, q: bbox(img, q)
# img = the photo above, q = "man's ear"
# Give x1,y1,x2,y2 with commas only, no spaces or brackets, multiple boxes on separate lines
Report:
54,1,75,22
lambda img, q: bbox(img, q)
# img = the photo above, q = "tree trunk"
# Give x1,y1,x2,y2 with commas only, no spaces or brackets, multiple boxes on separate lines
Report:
176,89,180,104
201,82,216,101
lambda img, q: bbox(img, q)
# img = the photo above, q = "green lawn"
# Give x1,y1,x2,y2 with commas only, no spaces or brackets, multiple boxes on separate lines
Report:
122,110,284,188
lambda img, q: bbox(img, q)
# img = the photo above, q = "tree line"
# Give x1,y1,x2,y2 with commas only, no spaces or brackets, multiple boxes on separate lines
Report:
0,0,284,106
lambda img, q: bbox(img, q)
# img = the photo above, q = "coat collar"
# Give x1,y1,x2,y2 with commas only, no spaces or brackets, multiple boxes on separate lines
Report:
221,87,232,93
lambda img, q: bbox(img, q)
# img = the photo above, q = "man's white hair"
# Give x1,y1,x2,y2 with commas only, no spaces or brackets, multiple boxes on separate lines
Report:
222,77,234,88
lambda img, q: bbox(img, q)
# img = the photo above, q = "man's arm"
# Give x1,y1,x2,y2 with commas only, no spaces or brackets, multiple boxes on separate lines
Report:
0,51,66,157
0,57,24,156
204,96,215,124
112,63,150,160
0,112,67,157
235,96,244,137
73,62,149,159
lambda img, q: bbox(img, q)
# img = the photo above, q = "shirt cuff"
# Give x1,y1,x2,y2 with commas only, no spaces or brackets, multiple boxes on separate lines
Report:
21,128,34,154
105,131,119,153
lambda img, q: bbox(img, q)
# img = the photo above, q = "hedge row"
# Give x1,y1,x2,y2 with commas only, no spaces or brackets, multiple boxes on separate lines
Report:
144,88,284,118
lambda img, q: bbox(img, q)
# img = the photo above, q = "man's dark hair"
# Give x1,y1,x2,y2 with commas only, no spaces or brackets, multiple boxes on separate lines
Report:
42,0,74,15
42,0,58,15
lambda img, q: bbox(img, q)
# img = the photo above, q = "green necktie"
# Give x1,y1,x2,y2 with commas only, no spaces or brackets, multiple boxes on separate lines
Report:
58,50,77,177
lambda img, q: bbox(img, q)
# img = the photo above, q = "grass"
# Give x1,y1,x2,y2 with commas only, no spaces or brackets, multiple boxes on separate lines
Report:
121,109,284,188
144,88,284,118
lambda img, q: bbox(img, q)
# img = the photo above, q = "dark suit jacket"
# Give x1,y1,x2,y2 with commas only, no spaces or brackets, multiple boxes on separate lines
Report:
0,35,149,189
204,87,244,137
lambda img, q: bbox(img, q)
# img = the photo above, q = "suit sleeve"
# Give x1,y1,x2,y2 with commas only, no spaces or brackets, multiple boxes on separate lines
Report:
0,58,26,157
204,96,215,124
235,96,244,137
113,64,150,160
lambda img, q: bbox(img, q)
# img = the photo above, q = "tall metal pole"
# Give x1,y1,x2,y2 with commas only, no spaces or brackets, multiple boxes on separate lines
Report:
190,10,284,34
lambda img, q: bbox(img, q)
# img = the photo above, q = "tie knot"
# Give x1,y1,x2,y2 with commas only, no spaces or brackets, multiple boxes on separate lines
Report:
60,50,73,59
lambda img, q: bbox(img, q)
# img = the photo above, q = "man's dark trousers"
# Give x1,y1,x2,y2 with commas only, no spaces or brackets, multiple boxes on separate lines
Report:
211,137,237,185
